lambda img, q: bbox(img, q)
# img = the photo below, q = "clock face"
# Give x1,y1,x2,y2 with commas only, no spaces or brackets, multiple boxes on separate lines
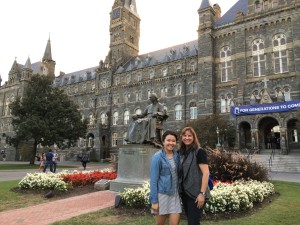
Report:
112,8,120,20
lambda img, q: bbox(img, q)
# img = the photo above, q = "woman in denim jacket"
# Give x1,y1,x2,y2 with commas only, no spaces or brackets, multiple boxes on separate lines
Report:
150,130,181,225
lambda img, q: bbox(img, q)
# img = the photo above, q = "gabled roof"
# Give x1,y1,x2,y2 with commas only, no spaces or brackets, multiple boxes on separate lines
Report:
215,0,247,27
53,66,97,87
116,40,198,74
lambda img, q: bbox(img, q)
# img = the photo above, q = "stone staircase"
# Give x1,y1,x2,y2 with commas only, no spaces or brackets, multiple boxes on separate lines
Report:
249,149,300,173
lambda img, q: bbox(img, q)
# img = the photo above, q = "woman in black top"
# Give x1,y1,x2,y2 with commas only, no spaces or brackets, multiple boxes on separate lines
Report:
179,127,210,225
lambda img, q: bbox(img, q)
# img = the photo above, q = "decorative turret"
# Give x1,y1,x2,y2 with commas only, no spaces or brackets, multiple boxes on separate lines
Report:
105,0,140,70
198,0,216,30
42,37,56,80
8,58,21,82
21,57,33,80
197,0,216,114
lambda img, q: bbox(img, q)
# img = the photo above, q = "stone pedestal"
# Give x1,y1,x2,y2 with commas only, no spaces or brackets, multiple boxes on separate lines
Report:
109,145,158,192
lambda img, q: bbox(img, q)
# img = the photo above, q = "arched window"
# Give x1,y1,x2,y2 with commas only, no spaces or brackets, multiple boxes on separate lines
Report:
176,84,182,96
220,94,232,113
149,70,155,79
188,83,193,93
137,73,142,81
190,62,196,72
284,87,291,101
113,112,119,125
162,68,168,76
193,82,198,93
124,110,130,125
124,93,130,103
115,77,120,85
220,46,232,82
126,75,131,83
112,133,118,147
252,39,266,77
100,113,108,125
273,34,288,73
135,91,142,101
175,104,183,120
176,64,182,74
189,102,197,120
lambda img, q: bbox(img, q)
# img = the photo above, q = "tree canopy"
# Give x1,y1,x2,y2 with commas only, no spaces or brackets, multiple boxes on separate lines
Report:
10,75,88,164
186,114,236,149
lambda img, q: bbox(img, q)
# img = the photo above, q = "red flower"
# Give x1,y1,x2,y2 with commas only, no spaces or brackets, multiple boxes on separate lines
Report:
60,171,117,187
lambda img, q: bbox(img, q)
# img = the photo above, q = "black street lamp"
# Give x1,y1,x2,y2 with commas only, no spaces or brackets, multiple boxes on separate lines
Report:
216,126,221,147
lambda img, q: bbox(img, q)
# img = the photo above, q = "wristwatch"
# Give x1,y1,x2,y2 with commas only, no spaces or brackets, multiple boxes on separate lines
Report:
199,192,206,196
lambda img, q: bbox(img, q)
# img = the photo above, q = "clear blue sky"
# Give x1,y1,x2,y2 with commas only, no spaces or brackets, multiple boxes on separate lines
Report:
0,0,238,83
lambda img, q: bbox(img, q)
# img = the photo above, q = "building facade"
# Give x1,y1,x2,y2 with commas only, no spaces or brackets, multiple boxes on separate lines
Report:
1,0,299,161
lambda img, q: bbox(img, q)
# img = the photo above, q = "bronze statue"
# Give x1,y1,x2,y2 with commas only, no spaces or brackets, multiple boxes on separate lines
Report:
125,93,168,148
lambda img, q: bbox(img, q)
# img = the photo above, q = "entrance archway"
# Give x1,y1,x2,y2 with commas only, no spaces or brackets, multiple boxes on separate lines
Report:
239,122,251,149
258,117,279,149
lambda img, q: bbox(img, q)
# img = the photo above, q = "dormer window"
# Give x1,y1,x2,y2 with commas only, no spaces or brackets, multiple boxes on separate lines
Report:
149,70,155,79
162,68,168,76
135,57,140,66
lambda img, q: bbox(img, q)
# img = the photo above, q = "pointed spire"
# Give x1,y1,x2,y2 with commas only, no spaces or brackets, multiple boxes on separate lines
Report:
24,56,32,69
199,0,212,11
43,36,52,61
10,57,20,73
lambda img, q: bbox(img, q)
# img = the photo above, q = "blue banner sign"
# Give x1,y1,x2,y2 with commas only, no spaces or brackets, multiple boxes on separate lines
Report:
230,99,300,116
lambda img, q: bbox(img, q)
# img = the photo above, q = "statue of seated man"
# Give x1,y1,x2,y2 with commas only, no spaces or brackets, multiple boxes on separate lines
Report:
125,93,168,148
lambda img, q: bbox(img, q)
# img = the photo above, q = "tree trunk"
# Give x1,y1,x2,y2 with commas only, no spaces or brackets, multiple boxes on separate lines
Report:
29,140,37,165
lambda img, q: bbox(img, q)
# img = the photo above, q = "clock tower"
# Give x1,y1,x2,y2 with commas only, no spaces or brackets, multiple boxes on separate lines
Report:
106,0,140,69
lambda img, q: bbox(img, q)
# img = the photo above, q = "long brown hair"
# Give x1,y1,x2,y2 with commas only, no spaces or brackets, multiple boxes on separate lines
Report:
179,127,201,150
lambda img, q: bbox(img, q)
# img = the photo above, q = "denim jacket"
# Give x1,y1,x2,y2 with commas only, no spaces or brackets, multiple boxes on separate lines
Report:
150,149,180,204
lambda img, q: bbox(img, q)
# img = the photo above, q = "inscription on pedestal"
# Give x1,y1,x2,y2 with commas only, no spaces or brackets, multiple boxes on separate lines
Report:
110,145,158,192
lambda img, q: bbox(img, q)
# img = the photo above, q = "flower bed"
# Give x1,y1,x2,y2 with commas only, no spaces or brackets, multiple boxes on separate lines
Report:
120,180,275,214
18,169,117,191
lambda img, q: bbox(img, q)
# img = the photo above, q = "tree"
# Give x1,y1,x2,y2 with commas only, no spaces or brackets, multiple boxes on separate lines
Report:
186,114,236,149
10,75,88,164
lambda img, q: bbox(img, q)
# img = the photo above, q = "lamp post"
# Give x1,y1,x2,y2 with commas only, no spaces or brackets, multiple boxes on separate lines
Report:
216,126,221,148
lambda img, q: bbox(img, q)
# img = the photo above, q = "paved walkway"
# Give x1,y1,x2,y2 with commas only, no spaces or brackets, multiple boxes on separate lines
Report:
0,191,117,225
0,161,117,225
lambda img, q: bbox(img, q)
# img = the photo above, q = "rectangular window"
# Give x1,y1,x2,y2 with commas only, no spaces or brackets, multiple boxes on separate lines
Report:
190,107,197,120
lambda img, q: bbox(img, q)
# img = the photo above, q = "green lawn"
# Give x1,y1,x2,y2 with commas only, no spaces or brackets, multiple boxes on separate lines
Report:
1,180,299,225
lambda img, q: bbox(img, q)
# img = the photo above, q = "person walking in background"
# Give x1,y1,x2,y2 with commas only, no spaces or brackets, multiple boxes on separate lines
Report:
39,153,46,172
150,130,181,225
43,149,54,173
52,149,59,173
179,127,210,225
81,151,89,170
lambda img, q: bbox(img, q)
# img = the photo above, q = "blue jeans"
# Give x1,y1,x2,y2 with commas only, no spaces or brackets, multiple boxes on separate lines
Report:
43,161,53,173
53,161,57,173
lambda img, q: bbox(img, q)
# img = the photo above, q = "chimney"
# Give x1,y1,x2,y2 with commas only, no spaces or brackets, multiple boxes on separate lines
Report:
213,4,221,20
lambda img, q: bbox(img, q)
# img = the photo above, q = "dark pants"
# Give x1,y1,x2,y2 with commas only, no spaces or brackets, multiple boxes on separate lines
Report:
182,192,204,225
43,161,53,173
53,161,57,173
82,161,87,169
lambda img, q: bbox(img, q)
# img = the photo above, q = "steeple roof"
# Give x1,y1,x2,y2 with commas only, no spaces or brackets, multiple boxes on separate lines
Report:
24,57,32,69
43,37,52,61
198,0,212,11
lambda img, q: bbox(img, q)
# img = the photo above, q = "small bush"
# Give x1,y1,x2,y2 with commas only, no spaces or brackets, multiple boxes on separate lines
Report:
207,148,269,182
